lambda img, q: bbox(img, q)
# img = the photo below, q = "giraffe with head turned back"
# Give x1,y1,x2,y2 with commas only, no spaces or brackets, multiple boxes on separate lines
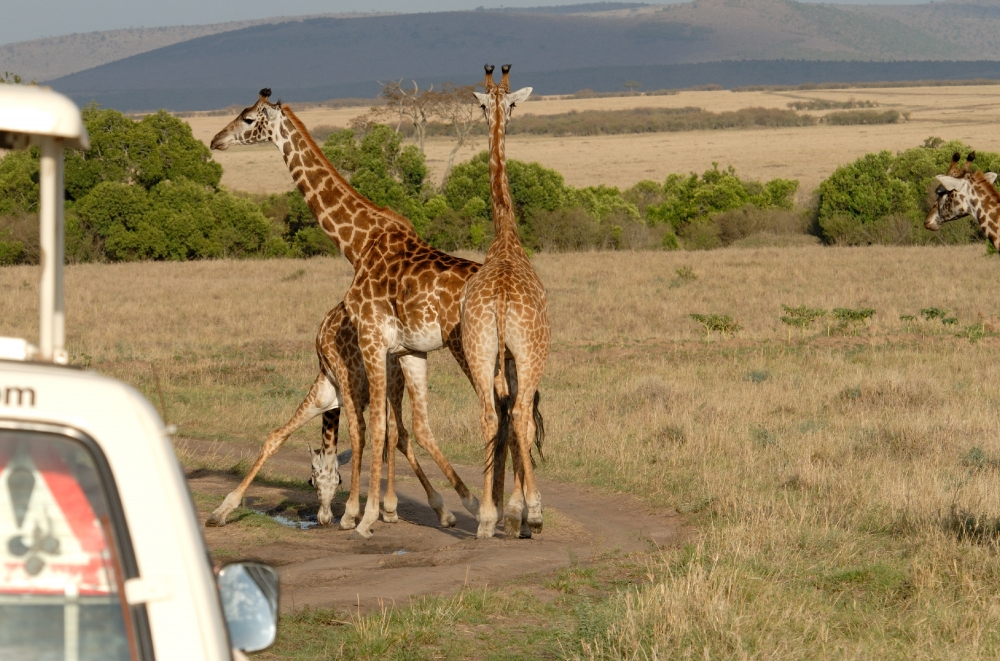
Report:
925,151,1000,250
206,302,455,530
210,89,487,538
463,64,551,539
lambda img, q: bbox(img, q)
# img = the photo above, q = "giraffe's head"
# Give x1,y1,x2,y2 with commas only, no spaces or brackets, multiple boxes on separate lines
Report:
307,441,340,526
473,64,532,131
926,152,999,230
210,88,282,151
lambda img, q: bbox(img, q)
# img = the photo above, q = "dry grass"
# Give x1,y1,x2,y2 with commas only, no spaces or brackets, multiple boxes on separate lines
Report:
4,245,1000,657
185,85,1000,202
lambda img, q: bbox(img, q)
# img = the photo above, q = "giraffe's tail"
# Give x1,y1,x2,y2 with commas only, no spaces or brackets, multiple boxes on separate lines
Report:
531,389,544,464
488,289,511,476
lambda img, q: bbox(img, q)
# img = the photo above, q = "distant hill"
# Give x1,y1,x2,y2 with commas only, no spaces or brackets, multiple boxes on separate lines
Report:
0,13,383,83
0,4,645,82
845,1,1000,59
43,0,1000,112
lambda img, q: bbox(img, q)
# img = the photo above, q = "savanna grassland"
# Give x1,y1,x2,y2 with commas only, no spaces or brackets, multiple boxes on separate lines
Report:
3,246,1000,658
186,84,1000,202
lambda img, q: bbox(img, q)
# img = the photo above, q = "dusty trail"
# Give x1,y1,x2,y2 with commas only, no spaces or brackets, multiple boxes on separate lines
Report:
184,440,685,613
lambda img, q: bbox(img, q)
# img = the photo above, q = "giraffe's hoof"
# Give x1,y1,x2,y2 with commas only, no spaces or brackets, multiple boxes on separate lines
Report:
382,511,399,523
528,519,543,534
205,511,227,527
504,514,526,538
476,521,498,539
349,527,374,540
439,510,457,528
339,517,357,530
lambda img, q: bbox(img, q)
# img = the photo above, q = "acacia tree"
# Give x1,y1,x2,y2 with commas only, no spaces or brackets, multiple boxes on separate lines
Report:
373,79,439,153
433,83,481,183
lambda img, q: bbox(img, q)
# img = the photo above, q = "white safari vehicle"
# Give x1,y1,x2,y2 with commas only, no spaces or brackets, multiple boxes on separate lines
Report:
0,86,280,659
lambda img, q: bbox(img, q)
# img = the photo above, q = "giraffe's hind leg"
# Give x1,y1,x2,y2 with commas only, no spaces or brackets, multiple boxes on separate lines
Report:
398,353,481,518
384,355,456,527
382,410,399,523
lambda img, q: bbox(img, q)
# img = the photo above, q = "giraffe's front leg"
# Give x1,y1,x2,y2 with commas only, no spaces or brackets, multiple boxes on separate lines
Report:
354,343,389,539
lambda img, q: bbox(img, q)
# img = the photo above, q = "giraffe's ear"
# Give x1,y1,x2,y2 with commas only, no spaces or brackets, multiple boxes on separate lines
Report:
473,91,490,107
985,172,998,185
936,175,964,191
508,87,533,105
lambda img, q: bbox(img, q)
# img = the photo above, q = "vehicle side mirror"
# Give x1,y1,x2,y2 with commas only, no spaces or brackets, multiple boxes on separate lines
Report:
216,562,279,652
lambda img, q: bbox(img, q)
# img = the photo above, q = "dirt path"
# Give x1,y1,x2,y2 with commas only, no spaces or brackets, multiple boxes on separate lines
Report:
184,440,686,613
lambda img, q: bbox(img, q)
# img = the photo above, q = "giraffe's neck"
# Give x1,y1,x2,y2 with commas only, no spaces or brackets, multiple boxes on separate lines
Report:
274,107,412,266
969,177,1000,252
485,100,525,259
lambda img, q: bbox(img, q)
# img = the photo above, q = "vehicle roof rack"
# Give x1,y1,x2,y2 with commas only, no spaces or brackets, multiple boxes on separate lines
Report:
0,85,89,364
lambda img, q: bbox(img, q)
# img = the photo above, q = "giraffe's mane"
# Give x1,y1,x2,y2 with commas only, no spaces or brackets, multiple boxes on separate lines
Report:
280,104,334,167
970,170,1000,205
280,103,415,230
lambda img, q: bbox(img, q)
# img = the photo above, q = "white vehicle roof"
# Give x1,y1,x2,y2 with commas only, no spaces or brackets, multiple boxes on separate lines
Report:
0,359,233,660
0,84,89,149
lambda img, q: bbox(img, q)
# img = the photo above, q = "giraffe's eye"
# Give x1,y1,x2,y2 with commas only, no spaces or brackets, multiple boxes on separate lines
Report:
936,186,948,197
242,116,254,125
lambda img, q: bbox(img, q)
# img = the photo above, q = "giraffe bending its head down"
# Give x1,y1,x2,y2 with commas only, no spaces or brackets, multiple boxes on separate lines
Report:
926,151,1000,250
462,64,551,539
212,89,485,539
205,303,456,531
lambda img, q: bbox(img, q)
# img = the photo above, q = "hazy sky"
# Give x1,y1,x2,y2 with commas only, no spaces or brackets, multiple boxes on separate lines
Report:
0,0,937,46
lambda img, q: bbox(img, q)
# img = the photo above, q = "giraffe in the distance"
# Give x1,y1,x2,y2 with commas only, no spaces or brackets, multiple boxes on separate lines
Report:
462,65,550,539
925,151,1000,250
211,89,489,538
206,302,455,530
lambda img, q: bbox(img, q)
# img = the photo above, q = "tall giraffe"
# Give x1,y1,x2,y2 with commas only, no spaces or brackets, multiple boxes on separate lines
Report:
211,89,484,538
462,65,551,539
205,302,456,531
925,151,1000,250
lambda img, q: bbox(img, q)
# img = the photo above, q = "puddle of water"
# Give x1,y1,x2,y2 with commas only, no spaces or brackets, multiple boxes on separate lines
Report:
266,512,323,530
396,549,408,555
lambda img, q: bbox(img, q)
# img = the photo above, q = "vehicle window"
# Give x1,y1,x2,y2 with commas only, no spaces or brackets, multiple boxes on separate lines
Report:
0,429,135,661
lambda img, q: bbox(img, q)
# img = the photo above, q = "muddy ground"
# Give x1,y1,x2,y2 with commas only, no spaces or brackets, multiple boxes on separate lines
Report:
185,440,686,613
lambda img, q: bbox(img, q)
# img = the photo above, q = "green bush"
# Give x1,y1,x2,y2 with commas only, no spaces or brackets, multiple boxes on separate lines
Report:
0,238,24,265
506,106,816,136
65,105,221,202
645,164,798,240
0,150,39,216
817,140,1000,246
0,213,39,264
72,178,277,262
825,109,902,125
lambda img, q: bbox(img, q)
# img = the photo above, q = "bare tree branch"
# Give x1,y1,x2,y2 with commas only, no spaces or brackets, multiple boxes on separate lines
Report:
433,83,481,184
371,79,439,153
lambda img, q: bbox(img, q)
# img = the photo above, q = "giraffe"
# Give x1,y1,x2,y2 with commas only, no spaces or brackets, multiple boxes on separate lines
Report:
925,151,1000,250
211,89,485,539
205,302,456,530
462,64,551,539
